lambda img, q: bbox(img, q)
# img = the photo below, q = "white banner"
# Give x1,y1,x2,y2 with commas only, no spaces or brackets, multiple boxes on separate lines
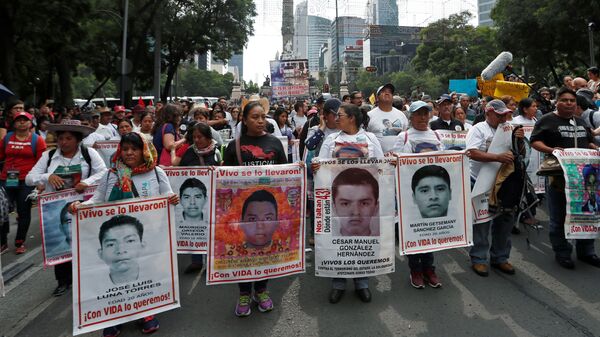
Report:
93,140,119,167
436,130,468,150
208,164,306,285
471,123,512,224
38,186,96,266
554,148,600,239
72,196,180,335
396,151,473,254
163,167,213,254
521,125,545,193
313,158,396,278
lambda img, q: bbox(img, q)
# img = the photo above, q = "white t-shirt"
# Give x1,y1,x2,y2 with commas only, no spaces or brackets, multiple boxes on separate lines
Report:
511,115,536,126
465,121,496,180
318,129,383,159
367,106,409,152
292,114,307,130
392,128,445,154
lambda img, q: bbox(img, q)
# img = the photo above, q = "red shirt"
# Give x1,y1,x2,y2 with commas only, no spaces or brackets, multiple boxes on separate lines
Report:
0,133,47,180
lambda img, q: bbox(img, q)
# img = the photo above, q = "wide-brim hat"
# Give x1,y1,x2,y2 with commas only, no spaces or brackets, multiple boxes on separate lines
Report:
47,119,96,137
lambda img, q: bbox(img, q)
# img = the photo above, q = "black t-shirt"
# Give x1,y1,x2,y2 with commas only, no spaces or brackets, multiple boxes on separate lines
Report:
430,118,465,131
180,147,221,166
223,133,287,166
530,112,593,149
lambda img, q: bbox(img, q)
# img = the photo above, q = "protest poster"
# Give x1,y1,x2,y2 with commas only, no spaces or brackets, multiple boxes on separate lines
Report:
520,125,545,193
471,122,512,224
396,151,472,254
208,163,305,285
313,158,396,278
554,149,600,239
38,186,97,266
290,139,300,163
163,167,213,254
493,80,531,102
93,140,119,167
449,79,478,97
436,130,468,150
277,136,289,158
477,73,504,97
72,196,179,335
270,59,310,98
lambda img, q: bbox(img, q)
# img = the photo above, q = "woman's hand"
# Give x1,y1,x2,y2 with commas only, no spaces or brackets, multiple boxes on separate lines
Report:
36,184,46,193
69,201,81,215
48,174,65,190
74,182,88,193
310,162,320,173
168,194,180,205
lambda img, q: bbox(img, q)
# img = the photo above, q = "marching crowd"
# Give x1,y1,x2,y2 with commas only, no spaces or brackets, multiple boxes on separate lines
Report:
1,66,600,336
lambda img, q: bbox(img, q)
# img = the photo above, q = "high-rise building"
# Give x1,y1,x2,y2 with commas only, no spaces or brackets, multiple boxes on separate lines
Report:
363,25,421,75
478,0,496,26
365,0,399,26
307,16,332,73
293,1,308,59
330,16,366,69
229,53,243,80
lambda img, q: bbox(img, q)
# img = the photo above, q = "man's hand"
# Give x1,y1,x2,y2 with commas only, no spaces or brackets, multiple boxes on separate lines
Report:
48,174,65,190
495,151,514,164
513,127,525,139
74,182,88,193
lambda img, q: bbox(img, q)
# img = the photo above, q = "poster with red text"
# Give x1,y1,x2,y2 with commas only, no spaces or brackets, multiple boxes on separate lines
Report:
39,186,96,266
208,164,305,285
396,151,472,254
163,167,214,254
93,140,119,167
72,196,179,335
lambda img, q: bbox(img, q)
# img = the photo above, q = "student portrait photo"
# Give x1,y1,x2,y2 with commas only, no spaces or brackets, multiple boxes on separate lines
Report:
178,178,208,226
331,168,380,236
581,164,600,214
411,165,452,219
239,189,280,249
97,215,146,285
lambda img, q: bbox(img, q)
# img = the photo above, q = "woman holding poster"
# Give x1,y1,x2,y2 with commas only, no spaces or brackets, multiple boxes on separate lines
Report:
314,103,383,304
70,132,179,336
26,119,105,296
223,101,287,317
177,122,221,273
392,101,445,289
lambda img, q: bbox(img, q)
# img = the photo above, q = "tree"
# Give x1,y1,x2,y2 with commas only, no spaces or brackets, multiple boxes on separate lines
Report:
159,0,256,100
177,64,233,97
412,12,498,87
244,80,259,94
492,0,600,86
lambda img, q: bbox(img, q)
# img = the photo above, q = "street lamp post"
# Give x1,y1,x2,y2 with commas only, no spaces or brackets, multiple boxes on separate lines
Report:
120,0,129,105
589,22,596,67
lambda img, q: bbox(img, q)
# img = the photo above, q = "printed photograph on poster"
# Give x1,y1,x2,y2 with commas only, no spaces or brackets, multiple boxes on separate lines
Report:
93,140,119,167
313,158,396,278
208,164,305,285
163,167,213,254
554,149,600,239
396,152,472,255
436,130,468,150
38,187,97,266
520,125,545,193
72,196,179,335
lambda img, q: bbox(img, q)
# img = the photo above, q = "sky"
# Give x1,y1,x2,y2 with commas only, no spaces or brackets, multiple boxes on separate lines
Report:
242,0,479,84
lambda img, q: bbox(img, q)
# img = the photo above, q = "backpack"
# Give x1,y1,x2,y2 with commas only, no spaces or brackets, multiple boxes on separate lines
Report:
4,132,39,157
47,145,93,178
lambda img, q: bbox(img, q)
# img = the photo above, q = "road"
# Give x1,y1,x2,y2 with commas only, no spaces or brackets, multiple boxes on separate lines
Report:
1,205,599,337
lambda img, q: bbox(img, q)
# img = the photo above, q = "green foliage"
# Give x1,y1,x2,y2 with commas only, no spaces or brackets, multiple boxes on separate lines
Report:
176,64,233,97
72,65,117,98
492,0,600,86
412,12,498,86
244,80,259,94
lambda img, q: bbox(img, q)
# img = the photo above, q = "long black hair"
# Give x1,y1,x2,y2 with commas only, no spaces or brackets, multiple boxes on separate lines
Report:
340,103,367,130
240,101,264,136
152,103,181,136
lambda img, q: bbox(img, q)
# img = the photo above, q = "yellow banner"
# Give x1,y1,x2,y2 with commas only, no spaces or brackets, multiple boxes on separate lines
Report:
493,80,531,102
477,73,504,98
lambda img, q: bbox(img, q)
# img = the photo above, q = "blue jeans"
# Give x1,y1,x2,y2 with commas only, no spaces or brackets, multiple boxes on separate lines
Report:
407,253,434,272
470,212,515,264
546,183,595,258
332,277,369,290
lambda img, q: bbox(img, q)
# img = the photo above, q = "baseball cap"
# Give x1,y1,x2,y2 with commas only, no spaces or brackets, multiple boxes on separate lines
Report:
408,101,432,116
113,105,126,113
376,83,395,96
486,99,512,115
323,98,342,114
436,94,452,104
13,112,33,121
307,108,318,117
576,88,595,110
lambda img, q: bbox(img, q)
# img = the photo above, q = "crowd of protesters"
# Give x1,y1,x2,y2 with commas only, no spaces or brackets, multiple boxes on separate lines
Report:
0,65,599,336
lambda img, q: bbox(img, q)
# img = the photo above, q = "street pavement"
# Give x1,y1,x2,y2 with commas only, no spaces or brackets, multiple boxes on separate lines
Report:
1,205,599,337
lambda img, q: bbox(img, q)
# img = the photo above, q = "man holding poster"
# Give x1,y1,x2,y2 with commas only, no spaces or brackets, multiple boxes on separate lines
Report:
466,99,524,277
530,87,600,269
